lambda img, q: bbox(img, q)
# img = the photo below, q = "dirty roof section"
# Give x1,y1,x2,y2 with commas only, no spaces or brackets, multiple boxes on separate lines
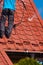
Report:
0,0,43,53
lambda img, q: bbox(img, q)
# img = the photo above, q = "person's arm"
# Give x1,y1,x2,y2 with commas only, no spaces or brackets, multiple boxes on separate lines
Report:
0,0,3,3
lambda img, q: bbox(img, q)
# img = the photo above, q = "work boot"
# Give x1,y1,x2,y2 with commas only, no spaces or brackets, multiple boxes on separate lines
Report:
5,27,10,38
0,30,4,38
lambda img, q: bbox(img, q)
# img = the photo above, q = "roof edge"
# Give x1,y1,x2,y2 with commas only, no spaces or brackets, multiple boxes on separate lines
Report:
5,50,43,54
30,0,43,27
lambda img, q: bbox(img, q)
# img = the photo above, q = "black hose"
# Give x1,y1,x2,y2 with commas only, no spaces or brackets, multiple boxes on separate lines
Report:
13,0,26,28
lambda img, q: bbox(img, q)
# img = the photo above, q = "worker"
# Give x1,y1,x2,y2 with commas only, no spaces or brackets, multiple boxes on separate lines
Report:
0,0,16,38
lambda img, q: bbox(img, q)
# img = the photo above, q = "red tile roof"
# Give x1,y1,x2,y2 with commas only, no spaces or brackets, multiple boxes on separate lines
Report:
0,0,43,53
0,50,13,65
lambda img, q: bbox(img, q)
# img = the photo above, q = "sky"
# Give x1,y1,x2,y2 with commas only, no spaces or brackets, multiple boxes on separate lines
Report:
33,0,43,19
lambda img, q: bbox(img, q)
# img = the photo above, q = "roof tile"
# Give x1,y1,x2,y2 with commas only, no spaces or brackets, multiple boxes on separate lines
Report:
0,0,43,53
31,45,40,51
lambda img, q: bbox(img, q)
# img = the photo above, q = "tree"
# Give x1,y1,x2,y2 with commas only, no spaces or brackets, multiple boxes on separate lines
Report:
14,57,41,65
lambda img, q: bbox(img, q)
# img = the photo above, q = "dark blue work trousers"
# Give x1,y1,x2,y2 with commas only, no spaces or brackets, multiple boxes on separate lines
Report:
0,9,14,38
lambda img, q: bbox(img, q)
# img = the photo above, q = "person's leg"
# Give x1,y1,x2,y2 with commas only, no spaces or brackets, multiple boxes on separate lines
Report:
0,10,6,38
5,10,14,38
